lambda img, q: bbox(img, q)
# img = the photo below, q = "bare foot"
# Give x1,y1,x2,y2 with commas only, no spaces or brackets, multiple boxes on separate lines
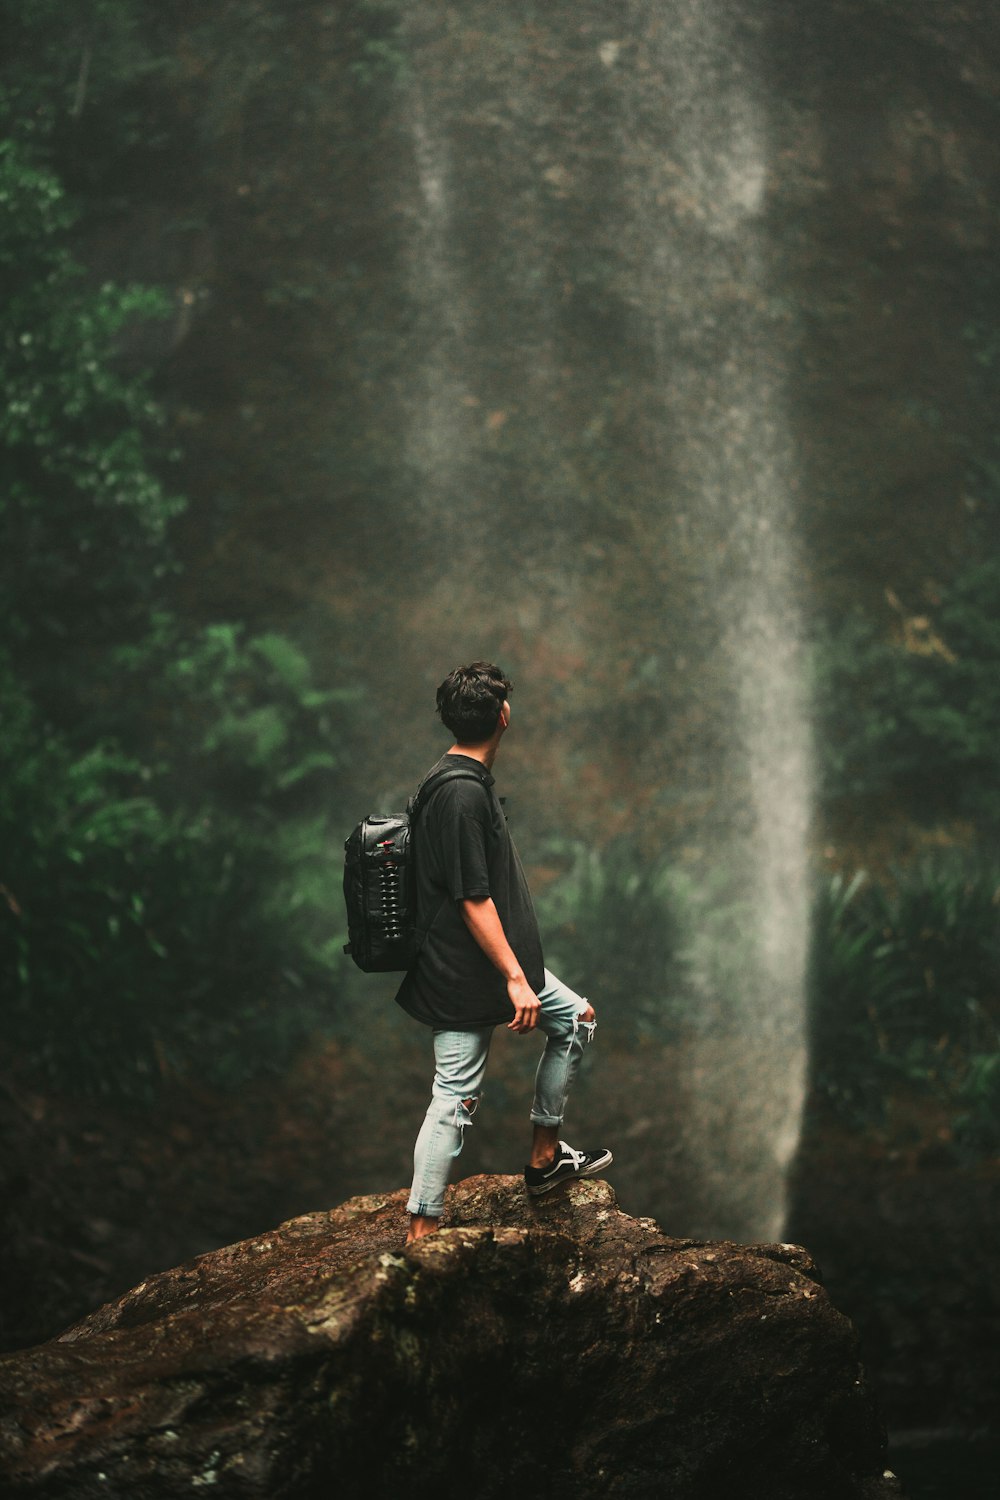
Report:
406,1213,440,1244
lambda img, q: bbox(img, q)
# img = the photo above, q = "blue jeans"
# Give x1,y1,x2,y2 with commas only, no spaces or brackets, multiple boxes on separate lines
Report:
407,968,596,1217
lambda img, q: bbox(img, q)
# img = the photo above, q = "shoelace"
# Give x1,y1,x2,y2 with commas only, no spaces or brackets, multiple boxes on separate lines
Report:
554,1141,586,1172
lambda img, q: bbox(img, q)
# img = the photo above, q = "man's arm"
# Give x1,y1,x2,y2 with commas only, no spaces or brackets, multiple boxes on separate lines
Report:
458,896,541,1033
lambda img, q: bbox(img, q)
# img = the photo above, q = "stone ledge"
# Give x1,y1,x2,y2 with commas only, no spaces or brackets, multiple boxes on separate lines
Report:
0,1176,904,1499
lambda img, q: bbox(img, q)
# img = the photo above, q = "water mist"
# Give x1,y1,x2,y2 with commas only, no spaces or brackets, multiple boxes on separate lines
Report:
396,0,813,1243
622,0,813,1241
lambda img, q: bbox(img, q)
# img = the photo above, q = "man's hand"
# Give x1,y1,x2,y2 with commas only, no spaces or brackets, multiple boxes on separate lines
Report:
507,975,541,1033
459,896,541,1033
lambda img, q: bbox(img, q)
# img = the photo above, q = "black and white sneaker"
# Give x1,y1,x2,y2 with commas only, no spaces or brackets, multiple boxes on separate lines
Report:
524,1140,614,1197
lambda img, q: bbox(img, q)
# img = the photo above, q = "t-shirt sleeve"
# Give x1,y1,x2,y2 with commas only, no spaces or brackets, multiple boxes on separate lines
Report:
435,782,493,902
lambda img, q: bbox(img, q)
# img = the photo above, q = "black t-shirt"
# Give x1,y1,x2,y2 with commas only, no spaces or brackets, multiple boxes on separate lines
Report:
394,754,545,1029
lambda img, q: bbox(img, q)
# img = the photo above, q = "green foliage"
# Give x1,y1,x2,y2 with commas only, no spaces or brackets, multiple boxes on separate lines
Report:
813,557,1000,825
112,618,363,805
0,1,159,149
955,1053,1000,1151
0,134,364,1100
0,651,339,1099
808,857,1000,1151
350,1,408,85
0,592,364,1098
0,597,364,1099
0,139,179,716
534,838,694,1039
349,46,408,89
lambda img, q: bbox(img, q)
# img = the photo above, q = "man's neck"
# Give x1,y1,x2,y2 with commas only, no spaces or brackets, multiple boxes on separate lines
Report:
447,741,499,770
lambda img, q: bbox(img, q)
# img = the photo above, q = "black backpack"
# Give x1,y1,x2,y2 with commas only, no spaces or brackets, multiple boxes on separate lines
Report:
342,763,489,973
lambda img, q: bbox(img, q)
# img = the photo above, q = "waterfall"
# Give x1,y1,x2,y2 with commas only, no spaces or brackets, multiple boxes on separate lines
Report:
622,0,813,1241
395,0,813,1244
404,84,478,532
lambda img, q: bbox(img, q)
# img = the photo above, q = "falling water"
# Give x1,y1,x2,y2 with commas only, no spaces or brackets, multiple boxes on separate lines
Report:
622,0,812,1241
403,83,477,530
396,1,813,1243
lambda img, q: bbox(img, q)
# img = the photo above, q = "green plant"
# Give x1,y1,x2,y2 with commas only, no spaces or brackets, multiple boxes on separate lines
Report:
812,557,1000,827
0,138,179,729
0,647,349,1100
808,857,1000,1147
0,136,368,1100
534,838,694,1039
954,1053,1000,1150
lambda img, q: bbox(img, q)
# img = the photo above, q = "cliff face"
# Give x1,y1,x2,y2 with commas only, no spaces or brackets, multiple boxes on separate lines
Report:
0,1176,899,1500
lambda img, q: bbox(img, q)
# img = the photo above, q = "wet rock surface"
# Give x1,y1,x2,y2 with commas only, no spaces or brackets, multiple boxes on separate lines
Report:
0,1175,900,1499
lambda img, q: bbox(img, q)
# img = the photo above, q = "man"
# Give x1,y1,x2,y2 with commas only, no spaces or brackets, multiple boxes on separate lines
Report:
396,661,613,1243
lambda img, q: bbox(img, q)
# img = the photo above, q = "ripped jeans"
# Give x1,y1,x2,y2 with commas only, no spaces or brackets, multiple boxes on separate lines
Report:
406,969,596,1218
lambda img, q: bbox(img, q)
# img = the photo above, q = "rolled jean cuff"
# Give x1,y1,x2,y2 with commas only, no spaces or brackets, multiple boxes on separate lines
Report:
528,1110,563,1127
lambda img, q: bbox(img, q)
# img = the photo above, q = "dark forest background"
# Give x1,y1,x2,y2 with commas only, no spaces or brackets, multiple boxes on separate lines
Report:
1,3,998,1495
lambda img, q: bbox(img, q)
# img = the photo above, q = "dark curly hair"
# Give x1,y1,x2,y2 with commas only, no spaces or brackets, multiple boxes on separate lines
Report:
436,661,513,744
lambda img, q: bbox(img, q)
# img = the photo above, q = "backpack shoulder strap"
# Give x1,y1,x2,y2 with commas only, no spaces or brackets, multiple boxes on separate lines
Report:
406,764,493,956
408,763,490,818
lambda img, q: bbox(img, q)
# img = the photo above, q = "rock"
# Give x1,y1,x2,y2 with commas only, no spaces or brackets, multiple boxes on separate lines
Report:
0,1176,902,1499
